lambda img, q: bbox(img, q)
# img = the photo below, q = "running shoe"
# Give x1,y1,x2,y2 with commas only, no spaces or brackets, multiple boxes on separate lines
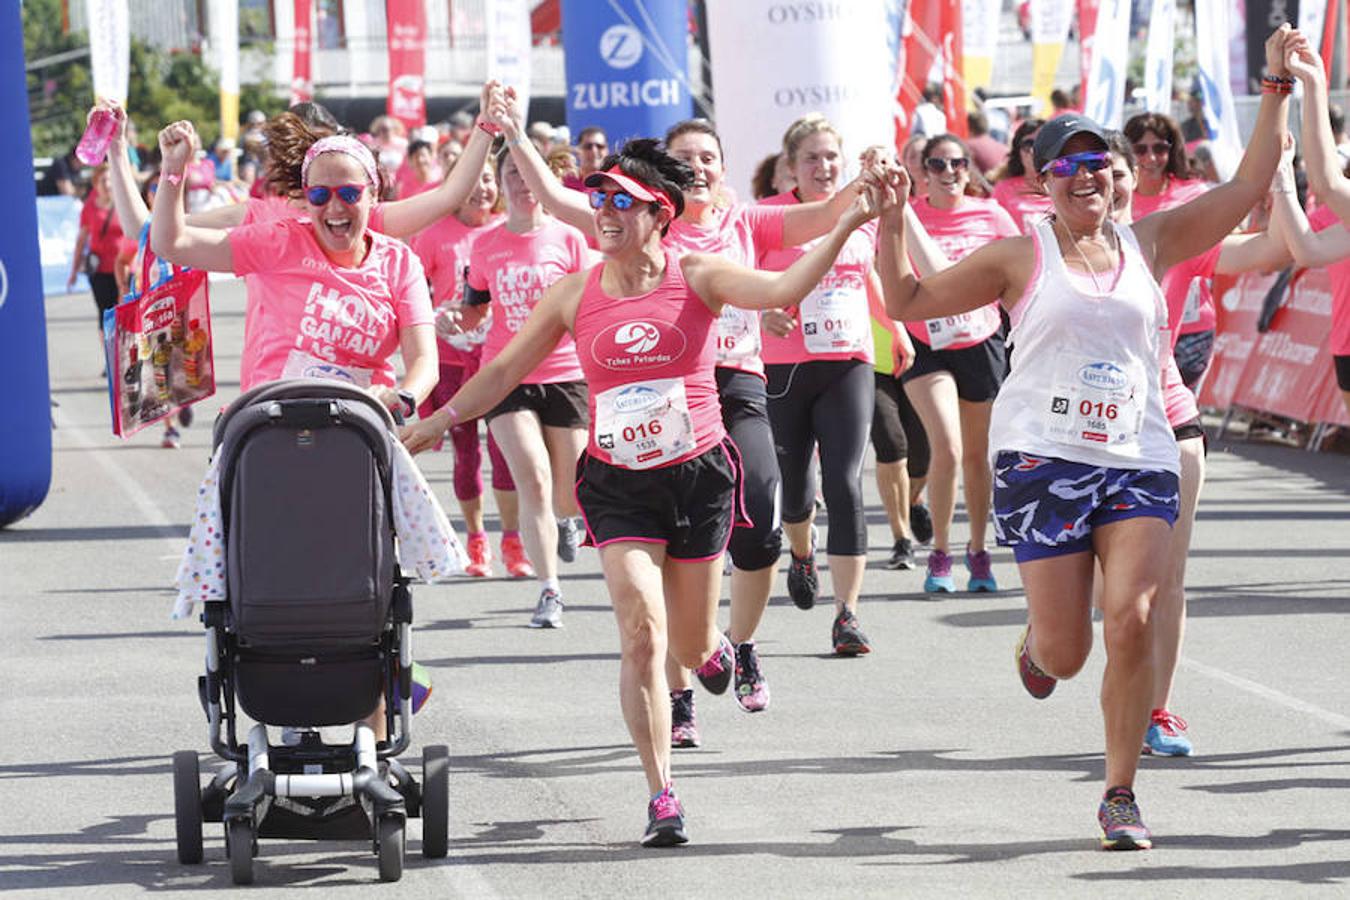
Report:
529,587,564,629
965,546,999,593
1097,786,1153,851
1015,625,1056,699
910,502,933,545
924,549,955,593
501,534,535,579
694,632,734,695
787,548,819,610
831,608,871,656
670,689,700,748
161,426,181,449
885,538,916,570
733,639,770,713
464,532,492,578
556,516,582,563
1143,708,1194,757
640,783,689,847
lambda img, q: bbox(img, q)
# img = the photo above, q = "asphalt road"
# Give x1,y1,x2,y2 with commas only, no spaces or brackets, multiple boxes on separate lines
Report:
3,277,1349,898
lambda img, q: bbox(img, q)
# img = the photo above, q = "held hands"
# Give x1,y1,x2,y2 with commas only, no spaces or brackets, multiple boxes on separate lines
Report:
1266,23,1297,78
157,120,198,176
1285,41,1324,86
477,80,503,131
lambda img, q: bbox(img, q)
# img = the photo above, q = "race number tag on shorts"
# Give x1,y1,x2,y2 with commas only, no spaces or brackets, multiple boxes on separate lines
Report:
1043,356,1144,449
716,305,761,366
281,349,374,387
1180,276,1204,326
925,305,998,350
800,286,867,355
594,378,695,470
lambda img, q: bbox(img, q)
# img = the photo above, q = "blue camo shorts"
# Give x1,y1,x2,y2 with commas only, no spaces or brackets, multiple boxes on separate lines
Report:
992,451,1180,563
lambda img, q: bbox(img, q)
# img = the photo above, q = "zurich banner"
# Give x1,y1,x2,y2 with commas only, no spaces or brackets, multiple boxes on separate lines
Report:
561,0,693,148
0,0,52,526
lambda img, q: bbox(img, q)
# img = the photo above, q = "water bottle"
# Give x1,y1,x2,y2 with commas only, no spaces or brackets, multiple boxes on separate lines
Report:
75,108,118,166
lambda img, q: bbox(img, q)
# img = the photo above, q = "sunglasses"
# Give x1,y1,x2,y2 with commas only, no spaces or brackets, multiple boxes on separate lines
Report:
1041,151,1111,178
924,157,970,174
304,183,367,206
589,190,639,211
1132,141,1172,158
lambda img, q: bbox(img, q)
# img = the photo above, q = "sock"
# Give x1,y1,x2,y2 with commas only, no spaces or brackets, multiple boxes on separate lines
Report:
541,576,560,594
1103,785,1135,803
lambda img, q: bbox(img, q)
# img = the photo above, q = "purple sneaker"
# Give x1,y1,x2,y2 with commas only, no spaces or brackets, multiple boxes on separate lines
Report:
670,689,700,748
965,546,999,592
1098,786,1153,851
641,783,689,847
924,549,955,593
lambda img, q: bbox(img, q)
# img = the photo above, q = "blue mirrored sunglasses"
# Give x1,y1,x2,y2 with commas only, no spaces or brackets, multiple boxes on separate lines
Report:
305,183,367,206
589,190,637,211
1041,151,1111,178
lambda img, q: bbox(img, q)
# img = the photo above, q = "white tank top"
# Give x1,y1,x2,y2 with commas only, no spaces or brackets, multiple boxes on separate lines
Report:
989,220,1179,474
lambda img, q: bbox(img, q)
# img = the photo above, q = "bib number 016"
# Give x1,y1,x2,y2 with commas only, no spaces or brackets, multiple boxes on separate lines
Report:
1079,400,1118,420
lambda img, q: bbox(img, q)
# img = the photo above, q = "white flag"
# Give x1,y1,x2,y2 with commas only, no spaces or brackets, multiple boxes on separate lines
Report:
1194,0,1242,179
1143,0,1175,114
1083,0,1130,128
85,0,129,103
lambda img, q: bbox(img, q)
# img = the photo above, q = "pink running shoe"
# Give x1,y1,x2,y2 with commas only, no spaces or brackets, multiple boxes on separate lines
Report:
464,532,492,578
1016,626,1057,699
641,783,688,847
500,533,535,579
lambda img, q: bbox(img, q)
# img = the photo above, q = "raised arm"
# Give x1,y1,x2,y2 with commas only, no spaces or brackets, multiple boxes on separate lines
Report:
1287,45,1350,225
1267,147,1350,267
186,202,250,229
1137,26,1294,274
780,179,867,246
149,121,235,272
491,86,594,233
98,101,151,236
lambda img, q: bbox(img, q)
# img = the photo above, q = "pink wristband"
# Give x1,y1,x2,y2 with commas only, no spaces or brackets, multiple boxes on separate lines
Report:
444,405,460,427
164,171,184,186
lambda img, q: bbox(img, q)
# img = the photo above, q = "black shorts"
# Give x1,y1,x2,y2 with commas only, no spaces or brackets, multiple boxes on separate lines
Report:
574,438,748,561
485,380,589,428
871,372,908,464
901,333,1006,402
1336,355,1350,392
90,272,119,323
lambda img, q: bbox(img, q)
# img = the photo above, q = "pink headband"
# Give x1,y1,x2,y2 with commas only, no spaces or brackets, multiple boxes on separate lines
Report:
301,135,379,187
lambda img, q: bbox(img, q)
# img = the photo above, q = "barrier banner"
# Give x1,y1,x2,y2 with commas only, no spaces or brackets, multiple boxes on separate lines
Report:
1231,268,1335,422
564,0,692,153
962,0,1001,93
1143,0,1175,113
291,0,313,106
1199,270,1279,410
85,0,129,103
0,1,52,526
486,0,532,117
1083,0,1131,128
939,0,968,136
36,196,88,298
1030,0,1074,114
707,1,891,197
1195,0,1244,177
1313,372,1350,425
386,0,427,131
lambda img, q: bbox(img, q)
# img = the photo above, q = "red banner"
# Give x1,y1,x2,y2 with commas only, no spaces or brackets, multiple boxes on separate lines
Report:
895,2,942,144
1231,269,1336,422
1077,0,1100,112
939,0,967,137
1198,270,1277,410
386,0,427,131
291,0,313,106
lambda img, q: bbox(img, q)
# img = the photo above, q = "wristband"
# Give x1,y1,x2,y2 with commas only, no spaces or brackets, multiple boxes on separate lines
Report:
397,389,417,419
477,120,501,137
443,404,460,427
163,171,184,185
506,135,526,147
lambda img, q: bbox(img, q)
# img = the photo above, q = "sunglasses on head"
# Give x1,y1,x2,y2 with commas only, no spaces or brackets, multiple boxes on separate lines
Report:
305,183,367,206
589,190,640,211
1041,151,1111,178
924,157,970,174
1132,141,1172,158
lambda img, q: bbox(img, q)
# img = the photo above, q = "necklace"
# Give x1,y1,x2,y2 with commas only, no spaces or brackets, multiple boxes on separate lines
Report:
1056,216,1118,293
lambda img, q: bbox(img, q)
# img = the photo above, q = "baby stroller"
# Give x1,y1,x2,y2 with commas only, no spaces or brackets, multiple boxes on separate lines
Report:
172,379,448,884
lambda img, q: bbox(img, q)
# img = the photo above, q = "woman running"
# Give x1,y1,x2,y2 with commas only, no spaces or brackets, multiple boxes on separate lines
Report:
991,118,1054,233
878,24,1291,847
402,139,891,846
904,133,1020,594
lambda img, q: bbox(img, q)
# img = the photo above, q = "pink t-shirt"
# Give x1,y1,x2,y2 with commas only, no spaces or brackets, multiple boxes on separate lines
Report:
395,163,441,200
410,214,502,364
758,192,879,366
80,197,122,273
991,177,1055,234
666,203,787,378
241,194,304,225
1159,243,1220,338
572,250,724,468
1162,352,1198,428
1309,205,1350,355
908,195,1019,349
1131,176,1210,220
229,217,434,390
467,218,588,383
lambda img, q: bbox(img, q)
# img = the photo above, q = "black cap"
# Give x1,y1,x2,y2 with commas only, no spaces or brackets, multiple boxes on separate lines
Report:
1032,113,1110,173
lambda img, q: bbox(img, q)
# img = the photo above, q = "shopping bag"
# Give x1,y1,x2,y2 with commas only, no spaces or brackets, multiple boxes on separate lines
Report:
103,239,215,437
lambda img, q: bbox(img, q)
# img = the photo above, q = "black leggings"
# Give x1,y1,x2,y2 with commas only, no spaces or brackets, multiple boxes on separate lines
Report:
717,368,782,571
765,359,874,556
90,272,119,328
871,371,931,478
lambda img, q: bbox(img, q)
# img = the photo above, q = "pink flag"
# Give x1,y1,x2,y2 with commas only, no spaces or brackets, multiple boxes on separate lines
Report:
386,0,427,131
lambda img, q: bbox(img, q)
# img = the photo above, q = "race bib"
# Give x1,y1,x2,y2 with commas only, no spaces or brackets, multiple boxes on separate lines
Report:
1180,276,1205,326
281,349,374,388
716,305,761,366
1043,356,1144,450
925,305,998,350
800,285,868,355
594,378,696,470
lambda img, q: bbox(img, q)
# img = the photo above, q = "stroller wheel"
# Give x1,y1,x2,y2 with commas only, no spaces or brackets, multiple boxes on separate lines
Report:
376,814,406,882
421,745,449,859
226,818,255,885
172,751,204,864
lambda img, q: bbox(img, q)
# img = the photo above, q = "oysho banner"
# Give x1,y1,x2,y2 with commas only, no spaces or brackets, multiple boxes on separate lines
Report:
291,0,313,106
386,0,427,131
561,0,693,150
85,0,129,103
1083,0,1130,128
